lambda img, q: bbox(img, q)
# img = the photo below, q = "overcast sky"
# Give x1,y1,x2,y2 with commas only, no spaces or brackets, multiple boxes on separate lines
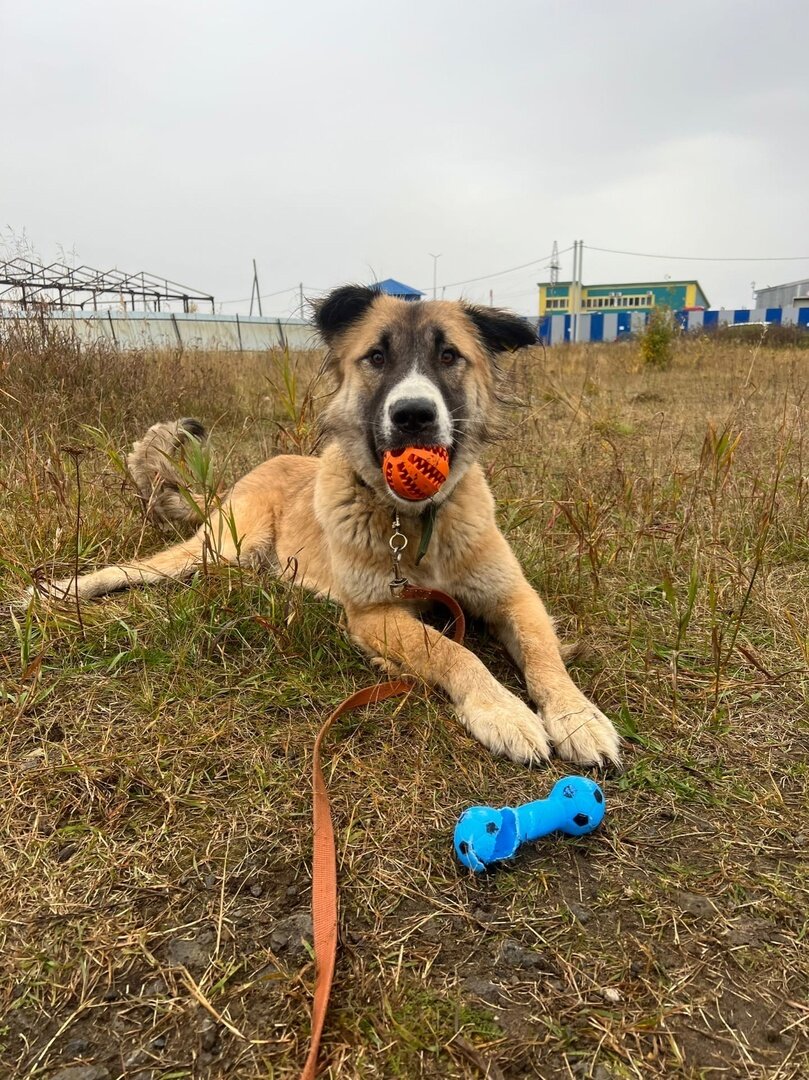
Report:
2,0,808,314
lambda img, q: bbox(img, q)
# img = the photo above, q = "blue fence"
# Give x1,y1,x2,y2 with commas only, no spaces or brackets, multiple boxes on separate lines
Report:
537,306,809,345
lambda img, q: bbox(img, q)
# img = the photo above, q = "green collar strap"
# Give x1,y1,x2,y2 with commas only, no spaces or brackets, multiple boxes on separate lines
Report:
415,503,438,566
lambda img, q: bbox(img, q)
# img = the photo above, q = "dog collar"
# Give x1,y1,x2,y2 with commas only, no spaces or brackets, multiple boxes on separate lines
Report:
415,503,438,566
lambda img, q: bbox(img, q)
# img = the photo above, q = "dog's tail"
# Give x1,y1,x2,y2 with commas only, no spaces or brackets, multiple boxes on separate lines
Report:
126,418,209,528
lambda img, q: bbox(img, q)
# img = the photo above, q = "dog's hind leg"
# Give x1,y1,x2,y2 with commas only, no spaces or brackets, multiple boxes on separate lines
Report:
34,536,207,602
31,508,273,603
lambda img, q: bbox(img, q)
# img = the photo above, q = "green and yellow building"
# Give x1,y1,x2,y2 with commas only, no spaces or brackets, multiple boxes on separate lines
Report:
538,279,709,316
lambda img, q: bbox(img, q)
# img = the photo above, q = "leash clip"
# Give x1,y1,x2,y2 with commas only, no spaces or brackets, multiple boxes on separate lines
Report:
389,511,409,592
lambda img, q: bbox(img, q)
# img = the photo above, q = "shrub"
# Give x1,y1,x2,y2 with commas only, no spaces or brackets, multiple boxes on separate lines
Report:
640,305,675,368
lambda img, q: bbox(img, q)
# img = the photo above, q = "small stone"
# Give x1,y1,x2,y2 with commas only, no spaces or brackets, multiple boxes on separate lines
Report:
167,935,212,971
204,872,218,889
249,882,263,897
151,1034,167,1049
51,1068,111,1080
725,917,779,947
498,937,544,969
199,1020,219,1052
677,891,716,918
461,977,503,1004
142,977,167,997
602,987,622,1004
285,884,299,897
63,1038,91,1057
270,911,313,961
567,902,593,924
19,748,46,771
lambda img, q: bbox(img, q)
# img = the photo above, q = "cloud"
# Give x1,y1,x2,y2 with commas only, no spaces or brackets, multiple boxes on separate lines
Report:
2,0,808,312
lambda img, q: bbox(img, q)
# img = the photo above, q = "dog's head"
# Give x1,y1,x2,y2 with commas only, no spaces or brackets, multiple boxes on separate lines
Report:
314,285,536,507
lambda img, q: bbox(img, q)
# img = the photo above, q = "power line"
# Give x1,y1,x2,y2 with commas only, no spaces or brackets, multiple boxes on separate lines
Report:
422,246,573,292
220,283,330,307
220,284,301,306
586,245,809,263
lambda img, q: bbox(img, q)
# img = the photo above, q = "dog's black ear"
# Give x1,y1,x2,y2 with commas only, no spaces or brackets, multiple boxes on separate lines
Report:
463,304,537,353
314,285,380,344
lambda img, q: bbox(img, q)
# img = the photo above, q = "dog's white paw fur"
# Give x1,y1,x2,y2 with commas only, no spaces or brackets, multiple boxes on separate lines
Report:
21,579,76,606
459,689,551,765
542,692,621,766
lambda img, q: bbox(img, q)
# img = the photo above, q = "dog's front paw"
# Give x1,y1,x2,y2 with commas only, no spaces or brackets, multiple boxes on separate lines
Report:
459,691,551,765
542,693,621,767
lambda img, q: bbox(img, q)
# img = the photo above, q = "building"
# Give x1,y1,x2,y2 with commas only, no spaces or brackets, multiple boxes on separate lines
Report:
538,279,709,317
754,279,809,310
375,278,423,302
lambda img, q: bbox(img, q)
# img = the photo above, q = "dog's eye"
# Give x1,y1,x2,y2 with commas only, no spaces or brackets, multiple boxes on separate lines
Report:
440,347,459,365
367,350,385,368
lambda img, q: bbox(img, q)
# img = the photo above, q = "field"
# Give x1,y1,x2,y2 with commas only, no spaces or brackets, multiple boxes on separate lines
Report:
1,324,807,1079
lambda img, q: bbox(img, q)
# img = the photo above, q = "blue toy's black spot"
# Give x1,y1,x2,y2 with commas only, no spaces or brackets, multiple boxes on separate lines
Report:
594,789,603,804
486,822,498,834
563,785,575,799
459,841,469,854
573,813,589,826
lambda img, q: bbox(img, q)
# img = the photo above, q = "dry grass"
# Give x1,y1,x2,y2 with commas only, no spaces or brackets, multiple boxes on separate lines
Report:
1,322,807,1079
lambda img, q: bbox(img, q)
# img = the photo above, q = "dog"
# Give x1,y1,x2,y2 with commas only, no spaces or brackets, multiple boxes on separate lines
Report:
30,285,620,766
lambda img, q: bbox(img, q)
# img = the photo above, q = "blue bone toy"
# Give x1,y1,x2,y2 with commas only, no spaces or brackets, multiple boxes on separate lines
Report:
454,776,605,872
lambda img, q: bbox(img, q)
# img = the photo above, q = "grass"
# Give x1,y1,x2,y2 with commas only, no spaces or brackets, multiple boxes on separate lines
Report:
1,321,807,1079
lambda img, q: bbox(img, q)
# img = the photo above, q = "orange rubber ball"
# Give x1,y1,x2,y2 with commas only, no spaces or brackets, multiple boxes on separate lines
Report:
382,445,450,501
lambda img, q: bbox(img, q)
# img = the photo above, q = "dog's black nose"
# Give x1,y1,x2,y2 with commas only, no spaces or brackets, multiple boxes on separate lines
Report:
390,398,437,435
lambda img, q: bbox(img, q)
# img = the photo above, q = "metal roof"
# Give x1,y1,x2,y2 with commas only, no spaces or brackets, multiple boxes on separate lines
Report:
0,258,215,313
375,278,424,298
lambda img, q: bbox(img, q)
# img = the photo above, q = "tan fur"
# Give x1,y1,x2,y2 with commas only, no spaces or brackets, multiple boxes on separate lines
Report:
31,294,620,767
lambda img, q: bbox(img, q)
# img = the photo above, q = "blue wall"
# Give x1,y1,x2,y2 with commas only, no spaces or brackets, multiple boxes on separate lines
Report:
537,307,808,345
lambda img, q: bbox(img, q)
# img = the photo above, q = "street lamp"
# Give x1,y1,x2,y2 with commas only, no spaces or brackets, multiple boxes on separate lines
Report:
429,253,442,301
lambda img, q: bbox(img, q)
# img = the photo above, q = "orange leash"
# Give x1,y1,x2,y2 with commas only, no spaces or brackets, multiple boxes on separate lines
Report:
300,586,465,1080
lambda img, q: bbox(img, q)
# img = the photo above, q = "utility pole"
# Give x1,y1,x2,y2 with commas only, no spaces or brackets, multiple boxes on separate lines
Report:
570,240,578,343
549,240,560,286
250,259,263,317
429,253,442,301
299,282,305,319
570,240,584,343
489,289,493,307
577,240,584,342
